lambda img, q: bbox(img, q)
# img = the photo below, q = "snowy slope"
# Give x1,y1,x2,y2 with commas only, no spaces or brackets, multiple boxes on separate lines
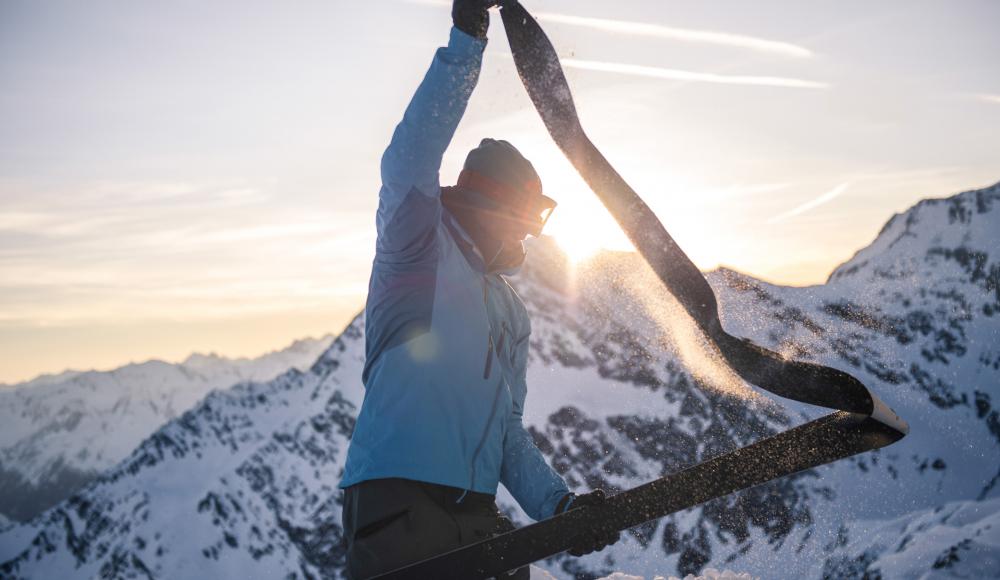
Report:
1,182,998,579
817,497,1000,578
0,324,365,579
0,335,334,523
693,182,1000,577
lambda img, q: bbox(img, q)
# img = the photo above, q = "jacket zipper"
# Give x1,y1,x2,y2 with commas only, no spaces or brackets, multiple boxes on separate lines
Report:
483,320,507,379
464,275,506,500
497,321,508,354
483,334,494,379
466,372,504,498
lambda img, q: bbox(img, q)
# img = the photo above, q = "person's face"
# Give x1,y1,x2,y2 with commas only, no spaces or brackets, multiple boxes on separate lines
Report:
484,192,557,240
473,203,540,243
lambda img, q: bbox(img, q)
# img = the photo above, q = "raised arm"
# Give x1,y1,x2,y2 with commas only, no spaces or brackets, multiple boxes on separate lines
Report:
375,26,486,261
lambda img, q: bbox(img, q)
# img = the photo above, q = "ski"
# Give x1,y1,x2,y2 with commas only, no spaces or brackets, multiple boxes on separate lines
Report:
494,0,907,439
373,412,903,580
376,2,909,577
496,0,890,420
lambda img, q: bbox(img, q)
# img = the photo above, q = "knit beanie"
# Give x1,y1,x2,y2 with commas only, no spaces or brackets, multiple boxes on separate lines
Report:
457,138,546,211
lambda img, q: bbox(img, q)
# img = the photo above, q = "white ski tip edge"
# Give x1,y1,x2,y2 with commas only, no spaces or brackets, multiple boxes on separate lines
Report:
869,392,909,435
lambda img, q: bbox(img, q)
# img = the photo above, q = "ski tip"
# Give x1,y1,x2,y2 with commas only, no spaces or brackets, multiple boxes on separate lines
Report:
869,392,909,436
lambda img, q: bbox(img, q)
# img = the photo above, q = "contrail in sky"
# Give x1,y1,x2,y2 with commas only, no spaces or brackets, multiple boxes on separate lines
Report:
560,58,828,89
534,12,813,58
767,182,852,224
976,93,1000,105
406,0,814,58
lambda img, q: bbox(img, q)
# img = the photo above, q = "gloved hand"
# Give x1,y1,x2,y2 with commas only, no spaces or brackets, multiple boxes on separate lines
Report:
556,489,622,557
452,0,501,39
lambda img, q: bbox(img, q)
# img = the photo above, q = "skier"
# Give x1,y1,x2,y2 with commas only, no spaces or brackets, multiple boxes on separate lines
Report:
338,1,620,578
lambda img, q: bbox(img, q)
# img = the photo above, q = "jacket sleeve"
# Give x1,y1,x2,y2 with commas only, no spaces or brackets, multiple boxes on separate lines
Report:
375,27,486,263
500,334,570,521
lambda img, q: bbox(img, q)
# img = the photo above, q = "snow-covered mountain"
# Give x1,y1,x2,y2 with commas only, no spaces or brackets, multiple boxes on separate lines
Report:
1,182,998,579
820,496,1000,578
0,335,334,524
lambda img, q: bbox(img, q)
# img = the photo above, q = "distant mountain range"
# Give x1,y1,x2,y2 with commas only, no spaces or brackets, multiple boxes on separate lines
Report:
1,181,997,579
0,336,334,523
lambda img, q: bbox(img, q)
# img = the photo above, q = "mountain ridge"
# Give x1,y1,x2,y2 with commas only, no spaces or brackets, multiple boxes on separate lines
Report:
0,334,336,523
2,181,998,579
1,334,338,392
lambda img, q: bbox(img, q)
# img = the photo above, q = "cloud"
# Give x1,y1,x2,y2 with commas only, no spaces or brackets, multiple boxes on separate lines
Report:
560,58,829,89
408,0,825,89
767,182,851,224
534,12,813,58
975,93,1000,105
702,182,793,202
845,167,964,182
0,178,376,329
405,0,813,58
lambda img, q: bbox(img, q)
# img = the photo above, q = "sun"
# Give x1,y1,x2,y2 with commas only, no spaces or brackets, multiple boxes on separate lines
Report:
543,194,633,263
549,220,611,263
501,143,635,263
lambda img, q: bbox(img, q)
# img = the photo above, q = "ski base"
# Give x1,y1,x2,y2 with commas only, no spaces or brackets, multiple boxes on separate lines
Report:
373,411,903,579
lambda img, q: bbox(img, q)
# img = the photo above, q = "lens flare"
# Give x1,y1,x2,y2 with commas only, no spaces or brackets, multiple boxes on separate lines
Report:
544,193,631,263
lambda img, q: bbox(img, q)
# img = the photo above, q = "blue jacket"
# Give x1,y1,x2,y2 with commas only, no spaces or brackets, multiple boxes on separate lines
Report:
339,27,570,521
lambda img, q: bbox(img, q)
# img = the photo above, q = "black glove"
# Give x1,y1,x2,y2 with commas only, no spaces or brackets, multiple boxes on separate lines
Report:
452,0,500,39
556,489,622,557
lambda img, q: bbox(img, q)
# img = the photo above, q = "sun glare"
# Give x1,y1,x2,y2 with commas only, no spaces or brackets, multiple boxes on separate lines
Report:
544,195,633,263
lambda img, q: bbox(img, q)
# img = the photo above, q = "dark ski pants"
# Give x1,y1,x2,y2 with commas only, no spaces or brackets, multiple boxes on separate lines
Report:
342,478,530,580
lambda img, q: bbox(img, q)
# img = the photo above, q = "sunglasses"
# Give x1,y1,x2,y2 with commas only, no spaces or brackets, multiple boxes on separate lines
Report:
521,193,557,237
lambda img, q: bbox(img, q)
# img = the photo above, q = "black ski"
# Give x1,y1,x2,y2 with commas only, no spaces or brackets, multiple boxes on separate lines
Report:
497,0,885,419
375,2,909,577
374,413,902,580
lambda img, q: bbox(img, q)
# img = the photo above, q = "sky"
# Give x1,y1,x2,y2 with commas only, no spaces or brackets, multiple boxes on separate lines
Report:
1,0,998,384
